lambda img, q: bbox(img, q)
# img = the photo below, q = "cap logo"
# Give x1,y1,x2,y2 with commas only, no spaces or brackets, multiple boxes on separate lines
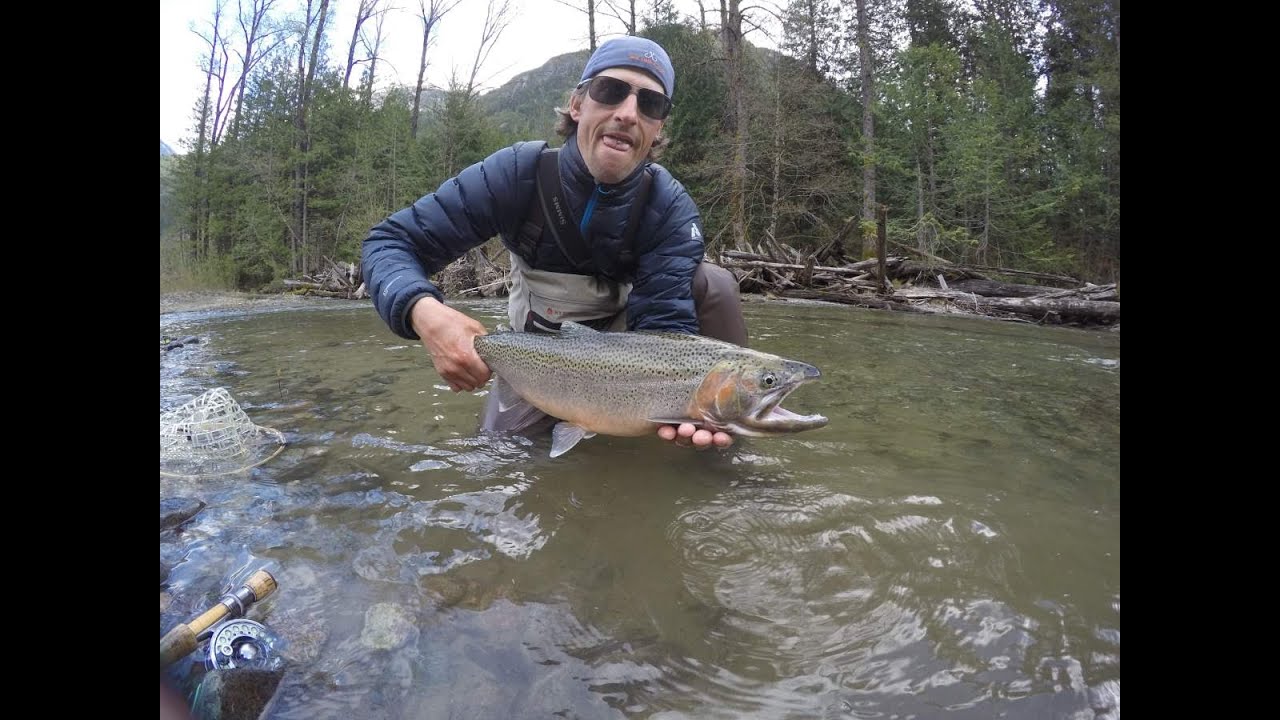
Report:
628,51,663,73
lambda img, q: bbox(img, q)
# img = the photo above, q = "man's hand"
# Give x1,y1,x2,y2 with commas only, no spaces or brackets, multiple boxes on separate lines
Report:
409,297,491,392
657,423,734,450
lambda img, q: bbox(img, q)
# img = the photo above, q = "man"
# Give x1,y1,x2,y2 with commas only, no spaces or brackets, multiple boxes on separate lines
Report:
362,36,747,449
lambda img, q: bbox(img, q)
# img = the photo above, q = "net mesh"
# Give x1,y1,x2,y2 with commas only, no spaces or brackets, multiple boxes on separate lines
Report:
160,388,285,478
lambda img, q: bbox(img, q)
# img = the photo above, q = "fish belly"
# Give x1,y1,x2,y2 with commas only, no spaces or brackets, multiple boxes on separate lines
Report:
510,371,694,437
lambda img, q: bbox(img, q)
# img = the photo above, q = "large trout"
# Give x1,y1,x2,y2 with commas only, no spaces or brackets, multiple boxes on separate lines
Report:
474,322,828,457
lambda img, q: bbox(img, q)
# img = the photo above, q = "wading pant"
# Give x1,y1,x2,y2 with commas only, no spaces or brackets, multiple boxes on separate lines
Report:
692,261,749,347
479,260,748,433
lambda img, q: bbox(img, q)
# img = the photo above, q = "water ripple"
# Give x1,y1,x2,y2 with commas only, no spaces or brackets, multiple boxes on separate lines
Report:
661,482,1100,714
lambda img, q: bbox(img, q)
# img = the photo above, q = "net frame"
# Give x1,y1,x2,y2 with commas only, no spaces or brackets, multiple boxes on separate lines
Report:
160,388,285,478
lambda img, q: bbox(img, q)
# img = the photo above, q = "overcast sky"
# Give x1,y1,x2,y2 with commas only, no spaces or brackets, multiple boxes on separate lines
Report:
159,0,748,150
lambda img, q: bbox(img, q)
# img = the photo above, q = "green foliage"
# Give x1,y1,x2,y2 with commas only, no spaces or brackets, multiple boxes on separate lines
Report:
431,83,505,177
160,155,178,236
160,233,237,293
1040,0,1120,281
160,0,1120,288
646,25,726,169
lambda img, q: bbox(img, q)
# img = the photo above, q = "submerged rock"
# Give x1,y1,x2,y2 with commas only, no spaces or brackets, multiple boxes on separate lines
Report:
360,603,418,650
189,668,286,720
161,497,206,532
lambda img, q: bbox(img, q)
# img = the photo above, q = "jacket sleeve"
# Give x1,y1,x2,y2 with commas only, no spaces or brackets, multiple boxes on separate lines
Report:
626,168,703,334
362,142,542,339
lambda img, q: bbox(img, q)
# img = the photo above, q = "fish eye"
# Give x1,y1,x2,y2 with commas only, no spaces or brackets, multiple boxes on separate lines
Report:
762,373,777,388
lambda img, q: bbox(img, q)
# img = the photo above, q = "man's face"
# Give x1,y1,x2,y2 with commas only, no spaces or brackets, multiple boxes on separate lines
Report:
570,67,666,185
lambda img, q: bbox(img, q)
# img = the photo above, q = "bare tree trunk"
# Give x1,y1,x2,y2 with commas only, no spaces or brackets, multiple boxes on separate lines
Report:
344,0,378,89
926,132,936,202
390,135,398,205
916,161,927,253
438,0,515,176
806,0,818,73
466,0,514,96
979,173,991,265
192,2,229,261
209,38,232,145
603,0,637,34
362,8,389,107
876,204,888,293
766,64,782,248
855,0,876,259
590,0,597,51
230,0,282,141
193,4,222,161
411,0,462,138
553,1,598,51
720,0,747,250
695,0,707,30
292,0,330,276
292,2,307,271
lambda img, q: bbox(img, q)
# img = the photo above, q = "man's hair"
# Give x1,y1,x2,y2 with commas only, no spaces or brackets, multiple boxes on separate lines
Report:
553,85,669,160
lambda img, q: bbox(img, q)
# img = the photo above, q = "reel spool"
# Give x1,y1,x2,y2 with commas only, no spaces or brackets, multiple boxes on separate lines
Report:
205,619,283,671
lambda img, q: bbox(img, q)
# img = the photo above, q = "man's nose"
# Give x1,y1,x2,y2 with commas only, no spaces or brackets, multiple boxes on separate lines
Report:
611,93,639,124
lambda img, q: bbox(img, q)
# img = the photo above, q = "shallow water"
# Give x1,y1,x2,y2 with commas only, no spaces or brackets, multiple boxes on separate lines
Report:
160,298,1119,719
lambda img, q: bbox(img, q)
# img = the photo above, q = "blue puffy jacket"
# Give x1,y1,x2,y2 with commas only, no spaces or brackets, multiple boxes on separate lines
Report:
362,136,705,340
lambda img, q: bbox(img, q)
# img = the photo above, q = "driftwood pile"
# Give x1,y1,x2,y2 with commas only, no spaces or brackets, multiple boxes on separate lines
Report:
719,245,1119,330
282,259,369,299
437,248,509,298
280,241,1119,331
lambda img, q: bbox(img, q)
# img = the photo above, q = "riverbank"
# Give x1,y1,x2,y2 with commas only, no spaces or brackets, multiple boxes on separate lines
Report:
159,291,360,316
160,288,1117,333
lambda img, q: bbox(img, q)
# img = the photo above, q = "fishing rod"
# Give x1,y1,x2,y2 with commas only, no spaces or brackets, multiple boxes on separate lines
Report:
160,569,278,669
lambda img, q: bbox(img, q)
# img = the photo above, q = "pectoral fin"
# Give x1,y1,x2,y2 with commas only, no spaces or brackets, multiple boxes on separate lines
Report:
550,422,597,458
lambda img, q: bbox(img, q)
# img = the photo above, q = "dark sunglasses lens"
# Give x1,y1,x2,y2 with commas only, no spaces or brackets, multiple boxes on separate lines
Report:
637,89,672,120
588,76,671,120
589,76,631,105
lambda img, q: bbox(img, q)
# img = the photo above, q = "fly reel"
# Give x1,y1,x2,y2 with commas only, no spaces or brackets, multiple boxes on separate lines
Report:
205,619,282,671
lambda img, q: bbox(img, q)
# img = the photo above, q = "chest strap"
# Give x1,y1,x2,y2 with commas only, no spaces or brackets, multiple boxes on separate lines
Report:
517,147,653,274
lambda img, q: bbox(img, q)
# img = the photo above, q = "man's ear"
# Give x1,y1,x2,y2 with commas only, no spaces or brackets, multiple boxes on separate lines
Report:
569,92,583,122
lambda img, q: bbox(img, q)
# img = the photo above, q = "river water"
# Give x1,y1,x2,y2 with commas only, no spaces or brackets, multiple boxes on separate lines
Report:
160,296,1119,719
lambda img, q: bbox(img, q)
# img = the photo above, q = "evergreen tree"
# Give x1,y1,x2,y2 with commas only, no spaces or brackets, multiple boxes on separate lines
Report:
162,0,1120,290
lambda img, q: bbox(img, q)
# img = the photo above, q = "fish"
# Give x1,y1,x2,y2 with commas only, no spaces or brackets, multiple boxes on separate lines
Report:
473,321,828,457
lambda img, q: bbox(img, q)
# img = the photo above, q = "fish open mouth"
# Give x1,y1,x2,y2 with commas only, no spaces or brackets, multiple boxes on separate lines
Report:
737,363,828,436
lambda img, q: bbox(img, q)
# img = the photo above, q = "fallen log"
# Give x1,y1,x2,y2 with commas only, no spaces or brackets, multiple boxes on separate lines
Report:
888,245,1077,286
893,288,1119,322
287,288,351,298
721,258,891,289
961,264,1081,285
778,288,934,314
456,278,509,297
950,279,1053,298
895,261,990,283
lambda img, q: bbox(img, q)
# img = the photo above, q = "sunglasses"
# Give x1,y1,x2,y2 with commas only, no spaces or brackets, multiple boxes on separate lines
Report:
577,75,674,121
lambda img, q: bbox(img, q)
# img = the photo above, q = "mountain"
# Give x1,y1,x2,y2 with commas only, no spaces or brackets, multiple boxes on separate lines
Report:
480,50,590,141
160,140,176,157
